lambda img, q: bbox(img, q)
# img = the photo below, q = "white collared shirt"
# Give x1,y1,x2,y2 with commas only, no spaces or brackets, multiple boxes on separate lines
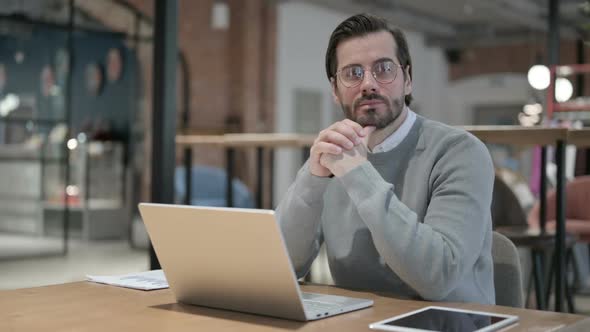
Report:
371,108,416,153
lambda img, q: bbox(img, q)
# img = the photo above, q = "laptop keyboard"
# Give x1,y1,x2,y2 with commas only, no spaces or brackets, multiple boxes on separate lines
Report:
303,299,342,313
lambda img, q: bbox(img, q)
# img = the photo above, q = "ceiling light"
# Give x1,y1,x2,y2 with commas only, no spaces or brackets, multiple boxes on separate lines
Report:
66,185,80,196
555,78,573,102
527,64,550,90
0,93,20,117
67,138,78,150
14,51,25,64
211,1,229,30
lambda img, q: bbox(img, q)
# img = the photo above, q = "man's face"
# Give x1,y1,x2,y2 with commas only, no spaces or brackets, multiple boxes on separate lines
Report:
331,31,412,129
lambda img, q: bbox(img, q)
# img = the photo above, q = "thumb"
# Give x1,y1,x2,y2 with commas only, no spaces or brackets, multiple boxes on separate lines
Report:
361,126,376,146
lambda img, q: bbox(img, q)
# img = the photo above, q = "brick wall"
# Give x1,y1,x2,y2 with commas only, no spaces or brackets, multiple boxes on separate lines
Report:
96,0,277,203
449,39,590,97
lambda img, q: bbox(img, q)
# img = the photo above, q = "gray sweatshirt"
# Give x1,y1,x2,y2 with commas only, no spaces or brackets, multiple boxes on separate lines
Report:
276,115,495,304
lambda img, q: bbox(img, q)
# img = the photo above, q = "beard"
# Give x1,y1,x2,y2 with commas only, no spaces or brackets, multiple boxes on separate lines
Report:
341,93,405,129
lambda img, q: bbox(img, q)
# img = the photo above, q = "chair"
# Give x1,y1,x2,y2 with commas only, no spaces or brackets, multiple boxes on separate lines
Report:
527,176,590,242
527,175,590,311
491,169,576,311
174,165,255,208
492,231,524,307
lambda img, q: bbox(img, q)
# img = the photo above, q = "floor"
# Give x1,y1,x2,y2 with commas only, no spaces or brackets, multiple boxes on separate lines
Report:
1,233,590,316
0,234,149,290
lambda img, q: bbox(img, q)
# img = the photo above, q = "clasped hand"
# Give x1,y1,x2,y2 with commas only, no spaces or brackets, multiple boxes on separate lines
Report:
309,119,376,178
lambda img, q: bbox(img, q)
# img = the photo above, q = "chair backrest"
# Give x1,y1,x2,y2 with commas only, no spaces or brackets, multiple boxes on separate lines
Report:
491,173,529,228
491,231,524,307
527,175,590,227
174,165,255,208
566,176,590,220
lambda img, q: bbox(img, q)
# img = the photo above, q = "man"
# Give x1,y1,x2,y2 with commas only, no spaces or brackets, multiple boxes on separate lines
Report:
276,13,495,305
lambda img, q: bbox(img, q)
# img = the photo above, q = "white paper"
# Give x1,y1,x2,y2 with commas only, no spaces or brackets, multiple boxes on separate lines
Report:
86,269,169,290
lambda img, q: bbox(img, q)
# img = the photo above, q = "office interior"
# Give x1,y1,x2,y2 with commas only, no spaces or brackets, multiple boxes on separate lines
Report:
1,0,590,315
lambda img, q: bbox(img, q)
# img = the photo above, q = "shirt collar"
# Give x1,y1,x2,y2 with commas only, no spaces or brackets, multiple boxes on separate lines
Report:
371,108,416,153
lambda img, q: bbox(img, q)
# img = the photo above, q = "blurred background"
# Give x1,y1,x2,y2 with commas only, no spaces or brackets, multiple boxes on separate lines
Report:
0,0,589,312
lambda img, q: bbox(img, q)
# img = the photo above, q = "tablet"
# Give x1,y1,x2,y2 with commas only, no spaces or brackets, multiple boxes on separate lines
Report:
369,306,518,332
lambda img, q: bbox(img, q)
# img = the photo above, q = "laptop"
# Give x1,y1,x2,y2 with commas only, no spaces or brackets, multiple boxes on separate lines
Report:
138,203,374,321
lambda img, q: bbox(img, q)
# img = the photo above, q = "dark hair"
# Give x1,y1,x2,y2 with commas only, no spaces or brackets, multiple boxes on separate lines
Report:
325,13,413,106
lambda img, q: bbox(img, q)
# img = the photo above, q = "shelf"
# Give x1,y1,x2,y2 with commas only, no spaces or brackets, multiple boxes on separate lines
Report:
548,64,590,119
0,118,65,125
43,199,122,210
553,96,590,112
0,146,66,162
0,157,67,163
554,101,590,112
555,64,590,76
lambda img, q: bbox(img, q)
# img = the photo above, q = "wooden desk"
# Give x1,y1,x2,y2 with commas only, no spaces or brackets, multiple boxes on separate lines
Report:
567,129,590,148
2,282,589,331
463,126,568,146
176,133,316,210
176,133,316,148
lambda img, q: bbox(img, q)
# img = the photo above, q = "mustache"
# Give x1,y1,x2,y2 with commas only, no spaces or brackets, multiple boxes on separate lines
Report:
353,94,389,110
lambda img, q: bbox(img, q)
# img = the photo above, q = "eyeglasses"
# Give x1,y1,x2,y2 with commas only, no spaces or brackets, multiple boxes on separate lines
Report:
336,60,402,88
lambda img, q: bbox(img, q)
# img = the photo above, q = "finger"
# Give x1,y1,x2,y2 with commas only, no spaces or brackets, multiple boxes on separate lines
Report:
319,151,339,166
330,122,362,146
319,153,329,167
319,154,333,171
318,129,356,149
341,119,365,136
312,141,343,155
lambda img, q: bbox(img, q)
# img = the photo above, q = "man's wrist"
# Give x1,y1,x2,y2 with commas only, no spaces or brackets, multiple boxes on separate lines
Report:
331,158,366,177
